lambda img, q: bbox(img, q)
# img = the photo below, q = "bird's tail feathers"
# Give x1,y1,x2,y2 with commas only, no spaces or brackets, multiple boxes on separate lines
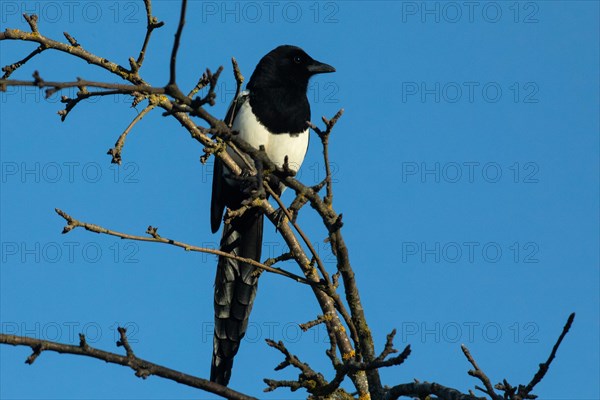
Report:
211,209,263,385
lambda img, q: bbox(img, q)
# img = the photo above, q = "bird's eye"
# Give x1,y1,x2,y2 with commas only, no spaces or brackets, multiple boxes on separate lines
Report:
293,55,302,64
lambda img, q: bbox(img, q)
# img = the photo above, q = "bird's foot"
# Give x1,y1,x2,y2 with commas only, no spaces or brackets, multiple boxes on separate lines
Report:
271,207,298,232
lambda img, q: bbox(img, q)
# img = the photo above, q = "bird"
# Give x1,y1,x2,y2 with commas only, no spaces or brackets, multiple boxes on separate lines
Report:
209,45,335,385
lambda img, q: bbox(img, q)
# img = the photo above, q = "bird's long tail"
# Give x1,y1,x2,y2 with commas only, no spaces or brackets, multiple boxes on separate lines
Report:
211,209,263,386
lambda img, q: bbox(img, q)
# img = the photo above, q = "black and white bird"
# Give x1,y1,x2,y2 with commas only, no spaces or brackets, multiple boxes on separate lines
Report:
210,45,335,385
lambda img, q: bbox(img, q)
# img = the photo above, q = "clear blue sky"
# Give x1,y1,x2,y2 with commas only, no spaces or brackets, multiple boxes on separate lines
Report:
1,1,598,399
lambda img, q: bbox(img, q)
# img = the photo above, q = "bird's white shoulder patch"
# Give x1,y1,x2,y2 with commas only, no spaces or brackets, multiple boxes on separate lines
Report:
229,96,309,172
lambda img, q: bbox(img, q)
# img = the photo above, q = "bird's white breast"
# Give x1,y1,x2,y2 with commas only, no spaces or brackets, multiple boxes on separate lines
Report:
227,97,309,173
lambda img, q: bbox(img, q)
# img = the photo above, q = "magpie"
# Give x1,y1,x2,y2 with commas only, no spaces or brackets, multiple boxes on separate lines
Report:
210,45,335,385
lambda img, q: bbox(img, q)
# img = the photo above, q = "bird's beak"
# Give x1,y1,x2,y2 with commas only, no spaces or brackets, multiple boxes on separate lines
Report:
307,60,336,74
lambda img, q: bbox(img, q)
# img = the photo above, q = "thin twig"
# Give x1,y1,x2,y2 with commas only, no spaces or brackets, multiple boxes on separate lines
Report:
107,103,156,164
264,339,338,396
63,32,79,47
308,109,343,206
299,315,328,331
192,67,224,107
116,327,135,359
57,89,129,121
169,0,187,85
1,45,45,79
187,70,211,98
461,344,501,400
519,313,576,397
263,252,294,267
136,0,165,68
23,14,39,33
231,57,244,98
54,208,313,285
346,344,411,371
374,329,399,363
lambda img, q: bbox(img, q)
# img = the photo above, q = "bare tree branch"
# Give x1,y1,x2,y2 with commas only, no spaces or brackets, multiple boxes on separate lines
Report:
495,312,577,400
264,182,331,285
308,108,344,206
107,103,157,164
0,76,161,94
168,0,187,86
385,382,483,400
1,45,45,79
1,18,143,84
264,339,353,398
257,198,370,397
54,208,313,285
0,331,256,400
461,345,501,400
135,0,165,69
522,312,575,395
231,57,244,104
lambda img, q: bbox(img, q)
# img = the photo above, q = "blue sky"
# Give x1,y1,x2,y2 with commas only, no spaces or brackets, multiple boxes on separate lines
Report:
1,1,598,399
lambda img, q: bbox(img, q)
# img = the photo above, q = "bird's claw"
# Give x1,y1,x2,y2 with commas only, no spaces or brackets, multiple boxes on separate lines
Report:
272,208,287,232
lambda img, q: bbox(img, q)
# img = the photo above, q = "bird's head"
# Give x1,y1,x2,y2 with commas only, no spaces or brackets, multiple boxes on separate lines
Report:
247,45,335,92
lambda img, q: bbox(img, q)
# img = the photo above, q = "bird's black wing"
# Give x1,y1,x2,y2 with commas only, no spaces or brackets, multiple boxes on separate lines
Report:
210,93,249,233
